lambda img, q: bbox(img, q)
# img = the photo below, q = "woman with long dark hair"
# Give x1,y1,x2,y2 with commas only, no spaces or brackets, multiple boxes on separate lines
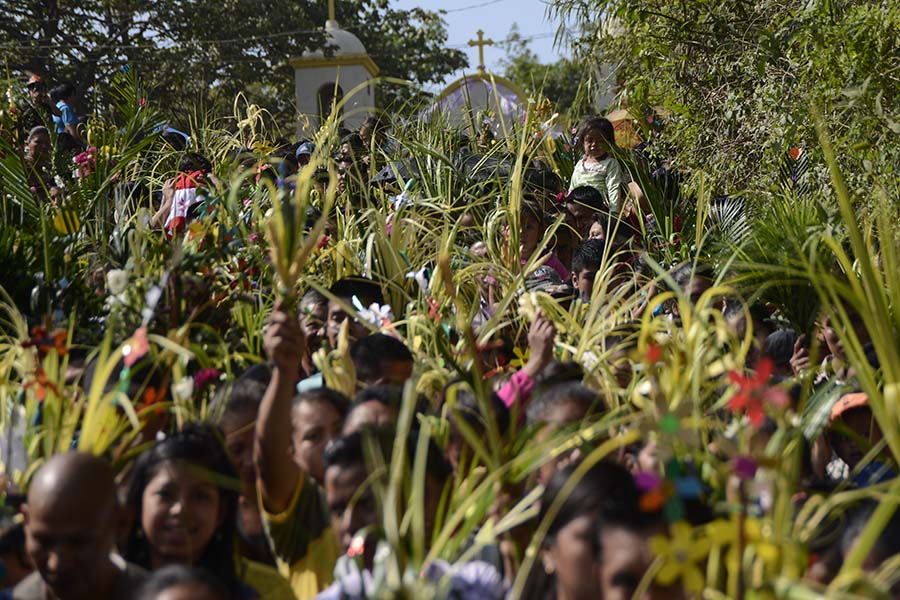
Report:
123,423,256,599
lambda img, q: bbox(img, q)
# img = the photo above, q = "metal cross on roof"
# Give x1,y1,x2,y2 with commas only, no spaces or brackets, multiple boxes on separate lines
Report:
468,29,494,72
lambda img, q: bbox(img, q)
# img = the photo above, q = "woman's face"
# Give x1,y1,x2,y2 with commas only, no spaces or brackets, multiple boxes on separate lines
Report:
543,513,600,600
141,461,224,568
26,132,51,163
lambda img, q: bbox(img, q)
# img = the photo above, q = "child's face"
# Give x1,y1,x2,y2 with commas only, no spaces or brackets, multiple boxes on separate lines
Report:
573,267,598,302
141,461,224,568
588,221,605,241
519,212,543,261
582,129,608,160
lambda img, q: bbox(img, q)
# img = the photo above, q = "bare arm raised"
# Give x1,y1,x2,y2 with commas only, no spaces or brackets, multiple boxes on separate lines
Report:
254,300,306,513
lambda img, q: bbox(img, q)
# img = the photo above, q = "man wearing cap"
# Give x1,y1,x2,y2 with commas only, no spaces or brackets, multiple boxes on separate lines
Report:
826,392,894,486
295,141,315,167
18,75,60,144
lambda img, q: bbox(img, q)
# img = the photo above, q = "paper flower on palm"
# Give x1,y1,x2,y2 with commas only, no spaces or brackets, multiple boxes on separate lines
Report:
726,357,789,427
705,516,779,572
356,301,394,329
106,269,129,295
650,521,710,593
406,266,431,294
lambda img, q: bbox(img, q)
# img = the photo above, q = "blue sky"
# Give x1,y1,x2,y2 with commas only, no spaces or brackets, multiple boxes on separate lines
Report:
392,0,567,82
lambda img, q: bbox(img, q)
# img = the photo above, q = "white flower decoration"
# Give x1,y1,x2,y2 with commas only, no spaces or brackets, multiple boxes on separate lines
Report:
106,269,129,295
173,377,194,401
580,351,599,371
406,267,430,294
357,302,394,328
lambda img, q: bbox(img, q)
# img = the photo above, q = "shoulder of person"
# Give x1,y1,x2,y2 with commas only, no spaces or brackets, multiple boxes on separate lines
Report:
111,555,149,599
11,572,43,600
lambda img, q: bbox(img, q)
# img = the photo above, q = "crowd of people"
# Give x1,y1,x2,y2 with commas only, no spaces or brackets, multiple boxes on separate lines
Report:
0,69,896,600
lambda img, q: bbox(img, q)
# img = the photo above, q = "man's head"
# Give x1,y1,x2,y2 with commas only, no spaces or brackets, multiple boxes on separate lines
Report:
26,75,46,101
49,82,76,104
323,429,450,558
527,383,605,483
538,460,639,600
566,186,608,239
217,364,271,498
300,288,328,355
292,388,350,482
828,393,882,469
22,452,120,600
571,238,605,302
326,277,385,348
841,501,900,572
350,334,414,388
344,385,402,435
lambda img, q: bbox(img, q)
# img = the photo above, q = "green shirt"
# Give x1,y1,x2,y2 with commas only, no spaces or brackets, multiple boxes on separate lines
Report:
568,156,625,214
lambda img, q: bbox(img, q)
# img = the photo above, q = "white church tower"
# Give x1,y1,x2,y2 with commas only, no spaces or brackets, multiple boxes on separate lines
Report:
290,2,378,137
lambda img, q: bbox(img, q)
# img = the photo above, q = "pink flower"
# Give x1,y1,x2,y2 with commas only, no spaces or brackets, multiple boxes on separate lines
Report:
733,456,758,480
193,368,221,389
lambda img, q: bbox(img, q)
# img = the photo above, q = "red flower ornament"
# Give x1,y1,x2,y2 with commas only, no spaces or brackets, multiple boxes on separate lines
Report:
726,357,789,426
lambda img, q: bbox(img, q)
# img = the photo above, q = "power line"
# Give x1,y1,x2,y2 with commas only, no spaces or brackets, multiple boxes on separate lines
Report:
445,0,509,12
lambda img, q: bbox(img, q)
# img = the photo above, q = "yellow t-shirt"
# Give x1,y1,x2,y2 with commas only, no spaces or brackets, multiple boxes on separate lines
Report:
258,475,341,600
241,558,297,600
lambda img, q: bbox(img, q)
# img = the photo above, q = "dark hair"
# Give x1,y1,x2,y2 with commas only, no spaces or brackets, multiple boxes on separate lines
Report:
301,288,328,310
136,564,229,600
350,334,413,383
522,461,640,600
566,185,607,214
526,382,605,425
841,501,900,564
447,388,511,438
329,276,384,307
520,199,545,227
353,385,403,410
340,132,365,157
294,387,351,418
178,152,212,174
571,238,606,275
49,82,75,102
124,423,241,590
670,261,714,290
575,116,615,149
216,364,271,418
27,126,50,142
0,523,27,570
323,428,451,484
764,329,797,368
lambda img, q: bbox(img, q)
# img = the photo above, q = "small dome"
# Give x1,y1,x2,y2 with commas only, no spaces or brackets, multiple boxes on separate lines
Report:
303,20,367,57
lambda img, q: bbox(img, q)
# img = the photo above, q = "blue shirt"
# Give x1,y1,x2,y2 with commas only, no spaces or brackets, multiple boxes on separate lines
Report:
53,100,77,134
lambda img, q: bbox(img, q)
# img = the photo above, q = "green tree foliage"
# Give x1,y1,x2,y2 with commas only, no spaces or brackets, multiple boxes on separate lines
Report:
498,24,585,116
0,0,467,125
550,0,900,195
